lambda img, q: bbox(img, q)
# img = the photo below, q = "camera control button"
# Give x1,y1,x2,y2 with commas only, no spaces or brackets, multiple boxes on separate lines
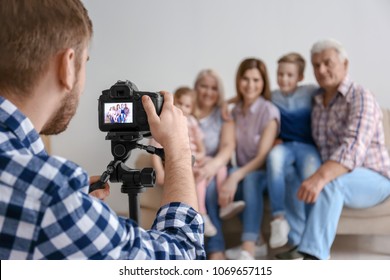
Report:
134,93,141,100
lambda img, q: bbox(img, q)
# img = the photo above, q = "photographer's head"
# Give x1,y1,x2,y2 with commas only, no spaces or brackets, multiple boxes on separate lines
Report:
0,0,93,135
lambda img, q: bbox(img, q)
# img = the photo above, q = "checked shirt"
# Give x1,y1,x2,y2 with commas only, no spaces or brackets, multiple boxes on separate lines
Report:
0,97,205,259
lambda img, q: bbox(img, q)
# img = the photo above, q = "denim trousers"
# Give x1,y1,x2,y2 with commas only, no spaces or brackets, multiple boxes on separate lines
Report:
205,168,267,253
295,167,390,259
266,142,322,244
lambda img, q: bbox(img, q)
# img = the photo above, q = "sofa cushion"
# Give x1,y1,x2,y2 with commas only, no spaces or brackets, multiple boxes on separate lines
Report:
341,197,390,218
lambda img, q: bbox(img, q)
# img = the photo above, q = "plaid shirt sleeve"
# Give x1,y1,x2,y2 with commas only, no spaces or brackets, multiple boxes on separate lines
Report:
35,159,205,260
1,153,205,260
37,188,205,260
329,85,379,170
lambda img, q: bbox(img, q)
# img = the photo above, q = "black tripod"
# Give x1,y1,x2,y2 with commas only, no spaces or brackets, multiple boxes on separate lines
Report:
89,132,164,224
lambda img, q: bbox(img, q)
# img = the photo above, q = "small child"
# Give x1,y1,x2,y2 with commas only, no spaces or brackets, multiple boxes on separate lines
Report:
151,86,224,237
266,53,322,248
174,87,207,166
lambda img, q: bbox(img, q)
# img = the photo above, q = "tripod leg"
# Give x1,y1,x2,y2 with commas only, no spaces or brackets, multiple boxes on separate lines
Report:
128,193,140,223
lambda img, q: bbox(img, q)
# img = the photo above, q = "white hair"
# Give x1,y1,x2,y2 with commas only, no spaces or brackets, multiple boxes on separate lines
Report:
311,38,348,62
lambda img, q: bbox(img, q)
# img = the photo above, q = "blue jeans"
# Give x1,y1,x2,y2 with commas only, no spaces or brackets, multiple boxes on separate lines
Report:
205,168,267,253
297,167,390,259
266,142,321,244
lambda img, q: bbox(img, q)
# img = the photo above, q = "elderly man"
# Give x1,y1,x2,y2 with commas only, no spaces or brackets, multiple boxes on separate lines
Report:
276,39,390,260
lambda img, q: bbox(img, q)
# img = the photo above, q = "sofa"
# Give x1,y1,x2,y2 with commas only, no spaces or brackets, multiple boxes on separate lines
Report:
136,108,390,249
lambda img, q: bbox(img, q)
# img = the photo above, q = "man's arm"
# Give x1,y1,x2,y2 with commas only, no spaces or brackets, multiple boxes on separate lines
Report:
297,160,349,203
299,87,379,204
330,87,378,170
142,92,198,210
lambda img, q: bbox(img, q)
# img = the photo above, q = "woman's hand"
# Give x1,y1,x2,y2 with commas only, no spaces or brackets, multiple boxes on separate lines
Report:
197,158,219,181
218,172,240,208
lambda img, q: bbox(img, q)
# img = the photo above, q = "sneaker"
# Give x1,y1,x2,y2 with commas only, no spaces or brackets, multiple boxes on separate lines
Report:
202,214,217,237
269,219,290,248
238,250,254,260
274,246,304,260
225,243,268,260
219,201,246,220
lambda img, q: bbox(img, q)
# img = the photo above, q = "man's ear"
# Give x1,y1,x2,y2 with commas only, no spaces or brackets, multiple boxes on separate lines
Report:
58,48,76,91
298,74,304,82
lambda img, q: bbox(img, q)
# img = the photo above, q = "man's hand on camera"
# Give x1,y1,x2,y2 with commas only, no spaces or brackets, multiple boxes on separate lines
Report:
142,91,198,210
142,91,190,154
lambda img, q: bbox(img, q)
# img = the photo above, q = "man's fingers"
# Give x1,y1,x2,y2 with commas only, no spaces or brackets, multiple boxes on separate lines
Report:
159,91,173,109
142,95,159,125
297,187,304,200
89,175,100,184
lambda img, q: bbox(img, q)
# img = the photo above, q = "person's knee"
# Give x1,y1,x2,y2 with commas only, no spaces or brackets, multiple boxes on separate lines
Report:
301,155,321,178
267,146,286,169
243,170,264,184
316,179,343,205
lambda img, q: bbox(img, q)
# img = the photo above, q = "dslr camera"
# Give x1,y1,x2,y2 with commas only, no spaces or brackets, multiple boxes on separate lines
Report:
98,80,163,134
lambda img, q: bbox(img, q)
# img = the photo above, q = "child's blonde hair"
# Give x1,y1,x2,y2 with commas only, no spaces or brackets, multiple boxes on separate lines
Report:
277,52,306,77
174,86,197,113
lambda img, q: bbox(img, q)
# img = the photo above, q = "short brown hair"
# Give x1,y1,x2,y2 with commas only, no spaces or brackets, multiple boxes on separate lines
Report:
277,52,306,77
0,0,93,95
235,58,271,101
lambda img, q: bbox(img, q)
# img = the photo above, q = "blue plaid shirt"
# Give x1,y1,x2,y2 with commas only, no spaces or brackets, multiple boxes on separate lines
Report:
0,97,205,259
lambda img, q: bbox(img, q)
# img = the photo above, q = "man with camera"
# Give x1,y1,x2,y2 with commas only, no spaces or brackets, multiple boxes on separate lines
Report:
0,0,205,260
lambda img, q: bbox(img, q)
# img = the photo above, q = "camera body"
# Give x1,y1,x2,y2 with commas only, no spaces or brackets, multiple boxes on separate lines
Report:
98,80,163,134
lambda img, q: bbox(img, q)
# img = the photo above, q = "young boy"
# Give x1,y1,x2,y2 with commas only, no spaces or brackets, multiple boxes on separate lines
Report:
266,53,322,249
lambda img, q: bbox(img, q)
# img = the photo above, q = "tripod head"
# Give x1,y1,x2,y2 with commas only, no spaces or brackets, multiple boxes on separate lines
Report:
89,131,164,223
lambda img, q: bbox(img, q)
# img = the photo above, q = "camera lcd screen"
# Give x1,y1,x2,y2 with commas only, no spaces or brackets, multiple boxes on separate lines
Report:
104,102,133,124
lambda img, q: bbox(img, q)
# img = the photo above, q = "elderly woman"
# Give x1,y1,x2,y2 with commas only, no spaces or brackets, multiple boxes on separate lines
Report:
193,69,244,259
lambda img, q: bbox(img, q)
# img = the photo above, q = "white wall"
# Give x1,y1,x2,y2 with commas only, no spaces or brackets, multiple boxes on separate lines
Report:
52,0,390,214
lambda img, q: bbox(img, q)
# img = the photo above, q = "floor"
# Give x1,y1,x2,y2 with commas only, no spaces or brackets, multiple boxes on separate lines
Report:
263,234,390,260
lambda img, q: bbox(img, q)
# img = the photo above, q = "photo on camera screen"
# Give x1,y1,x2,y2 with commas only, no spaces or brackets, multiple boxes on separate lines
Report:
104,102,133,124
